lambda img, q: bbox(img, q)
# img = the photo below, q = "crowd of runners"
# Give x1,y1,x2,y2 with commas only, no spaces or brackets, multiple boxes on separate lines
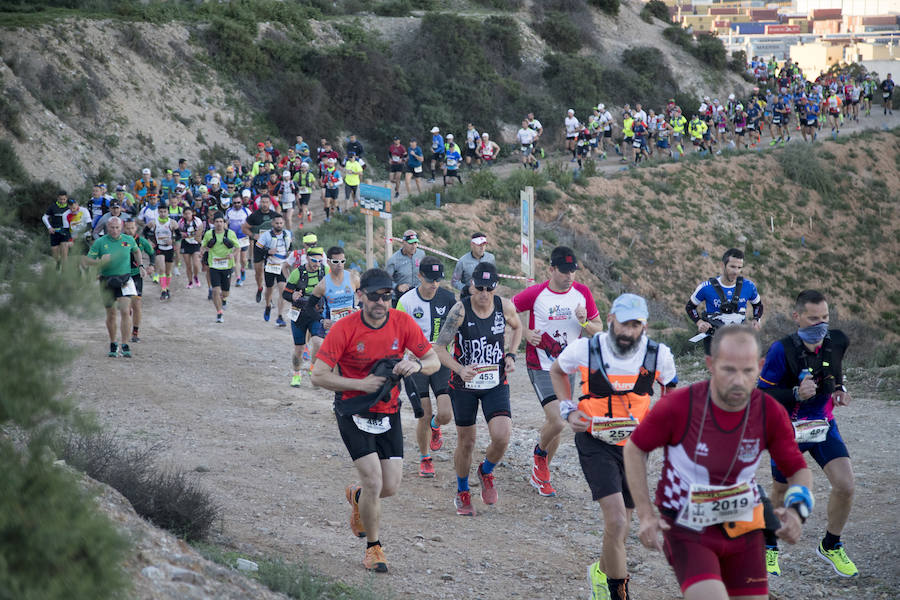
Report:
43,63,880,597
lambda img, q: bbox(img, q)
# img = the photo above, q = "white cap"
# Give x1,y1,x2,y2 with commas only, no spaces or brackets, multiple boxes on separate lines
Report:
728,93,735,100
142,168,151,175
300,162,309,169
241,189,251,198
446,133,454,140
704,95,710,101
430,126,440,133
482,132,489,138
282,170,290,178
567,108,575,114
210,175,220,184
597,103,605,111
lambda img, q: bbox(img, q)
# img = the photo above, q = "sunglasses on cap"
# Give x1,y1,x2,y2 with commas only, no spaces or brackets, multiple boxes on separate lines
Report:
308,257,323,263
365,291,392,302
474,283,497,292
330,258,346,265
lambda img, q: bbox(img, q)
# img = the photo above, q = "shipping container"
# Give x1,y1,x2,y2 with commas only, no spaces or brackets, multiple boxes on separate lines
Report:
766,24,802,34
810,8,841,20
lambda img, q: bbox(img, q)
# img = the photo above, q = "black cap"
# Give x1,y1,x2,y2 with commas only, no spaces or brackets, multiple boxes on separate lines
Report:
419,257,444,281
472,262,498,287
360,268,393,293
109,200,122,208
550,246,578,273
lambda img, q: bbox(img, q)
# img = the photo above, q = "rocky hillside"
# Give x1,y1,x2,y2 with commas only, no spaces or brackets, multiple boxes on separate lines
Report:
0,0,748,188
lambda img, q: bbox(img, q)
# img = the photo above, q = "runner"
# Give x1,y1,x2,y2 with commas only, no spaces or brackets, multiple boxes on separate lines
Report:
256,215,293,327
62,196,92,254
123,219,154,343
428,126,444,183
202,212,240,323
624,326,813,600
476,133,500,167
550,293,677,600
148,204,177,301
688,114,709,154
861,74,877,116
433,262,522,516
799,96,819,143
512,246,603,497
880,73,894,115
564,109,580,161
43,190,71,266
343,153,363,208
178,206,204,289
292,162,316,229
686,248,763,355
404,138,425,196
517,118,539,170
274,170,298,231
284,246,327,387
825,90,842,139
451,232,496,294
597,104,614,159
757,289,858,578
321,157,342,222
82,216,142,357
385,230,425,306
464,123,480,168
388,137,407,199
396,257,457,477
669,107,687,157
242,194,282,304
310,268,439,573
309,246,360,337
527,111,544,158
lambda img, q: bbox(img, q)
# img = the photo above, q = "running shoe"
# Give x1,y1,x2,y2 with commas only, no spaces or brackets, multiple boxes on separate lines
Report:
160,291,167,301
240,271,246,283
264,306,271,322
152,273,160,283
427,178,435,183
215,312,224,323
455,490,475,516
307,212,312,222
816,542,858,577
256,288,263,303
301,349,311,362
769,139,779,146
477,462,497,505
587,561,610,600
235,278,243,287
290,374,302,387
108,343,118,358
345,484,366,538
207,288,212,301
419,457,435,478
174,266,181,276
533,448,551,483
766,546,781,576
130,335,140,343
429,423,443,452
221,300,227,309
530,473,557,497
276,316,286,327
119,344,131,358
186,281,194,289
193,276,200,285
363,545,387,573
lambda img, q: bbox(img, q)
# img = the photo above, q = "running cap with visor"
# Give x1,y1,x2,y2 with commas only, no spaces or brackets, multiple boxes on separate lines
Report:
610,293,648,323
302,233,318,244
419,257,444,281
472,262,499,287
550,246,578,273
359,268,393,293
471,232,487,245
403,229,419,243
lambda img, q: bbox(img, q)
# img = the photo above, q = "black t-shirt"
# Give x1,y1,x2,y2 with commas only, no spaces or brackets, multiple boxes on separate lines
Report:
246,209,282,236
45,201,70,230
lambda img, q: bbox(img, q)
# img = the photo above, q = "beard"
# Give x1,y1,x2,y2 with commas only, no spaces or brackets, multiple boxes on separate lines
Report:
609,324,642,357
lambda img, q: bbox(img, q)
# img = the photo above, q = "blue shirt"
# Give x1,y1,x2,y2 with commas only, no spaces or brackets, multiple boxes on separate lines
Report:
431,134,444,153
178,168,192,182
758,340,831,421
407,146,424,168
689,276,760,316
445,149,462,170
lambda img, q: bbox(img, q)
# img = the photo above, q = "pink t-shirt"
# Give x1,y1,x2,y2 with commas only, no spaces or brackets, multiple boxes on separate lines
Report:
512,280,599,370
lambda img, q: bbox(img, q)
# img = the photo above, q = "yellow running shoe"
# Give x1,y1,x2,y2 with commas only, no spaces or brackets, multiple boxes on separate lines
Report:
766,547,781,576
816,542,858,577
587,561,611,600
290,374,302,387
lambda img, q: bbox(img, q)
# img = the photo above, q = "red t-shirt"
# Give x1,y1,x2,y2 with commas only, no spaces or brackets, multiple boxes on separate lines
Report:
316,309,430,413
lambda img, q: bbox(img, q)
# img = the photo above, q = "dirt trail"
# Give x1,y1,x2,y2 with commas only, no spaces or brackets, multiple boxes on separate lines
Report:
64,267,899,599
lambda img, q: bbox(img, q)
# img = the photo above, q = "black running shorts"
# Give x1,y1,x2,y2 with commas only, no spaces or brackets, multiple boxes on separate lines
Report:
575,431,633,506
449,383,510,427
407,366,451,399
336,410,403,461
209,267,232,291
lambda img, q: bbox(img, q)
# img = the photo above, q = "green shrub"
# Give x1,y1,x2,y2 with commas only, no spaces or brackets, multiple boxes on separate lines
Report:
640,0,670,23
470,0,524,8
587,0,619,16
0,139,28,184
779,145,837,201
534,12,583,54
373,0,411,16
543,53,604,105
0,89,24,139
662,25,692,48
694,34,726,69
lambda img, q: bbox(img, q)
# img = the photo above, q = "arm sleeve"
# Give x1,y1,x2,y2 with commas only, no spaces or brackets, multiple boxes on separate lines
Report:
765,395,807,479
757,341,796,408
655,344,678,386
42,210,52,229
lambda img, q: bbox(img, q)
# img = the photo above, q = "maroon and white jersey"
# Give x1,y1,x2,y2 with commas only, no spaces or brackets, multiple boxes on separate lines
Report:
631,381,805,528
512,280,599,371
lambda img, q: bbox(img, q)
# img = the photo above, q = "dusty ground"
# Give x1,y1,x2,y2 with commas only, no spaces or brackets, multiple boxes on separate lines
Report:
63,268,899,599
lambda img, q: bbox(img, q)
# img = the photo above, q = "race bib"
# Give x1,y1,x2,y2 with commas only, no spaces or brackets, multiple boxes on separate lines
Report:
264,262,283,274
884,92,891,98
289,308,301,322
331,307,354,322
238,237,251,248
391,155,401,162
120,278,137,297
590,417,638,445
465,364,500,390
735,127,743,133
352,414,391,434
793,419,829,444
632,140,642,148
212,256,230,269
413,165,423,173
677,482,755,531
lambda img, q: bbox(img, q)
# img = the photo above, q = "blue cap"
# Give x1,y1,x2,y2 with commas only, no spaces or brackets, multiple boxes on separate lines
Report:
610,293,648,323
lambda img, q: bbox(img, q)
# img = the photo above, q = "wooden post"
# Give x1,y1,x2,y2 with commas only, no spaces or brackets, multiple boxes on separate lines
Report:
365,213,374,269
384,216,393,267
520,186,535,285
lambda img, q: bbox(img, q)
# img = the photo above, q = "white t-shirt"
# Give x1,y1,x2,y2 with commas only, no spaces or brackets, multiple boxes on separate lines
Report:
517,128,537,145
556,333,677,392
466,128,480,149
633,110,648,123
565,116,580,137
599,111,613,131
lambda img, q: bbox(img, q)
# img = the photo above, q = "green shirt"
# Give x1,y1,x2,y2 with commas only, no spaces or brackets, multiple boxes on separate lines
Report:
88,234,138,277
202,229,239,269
131,237,155,276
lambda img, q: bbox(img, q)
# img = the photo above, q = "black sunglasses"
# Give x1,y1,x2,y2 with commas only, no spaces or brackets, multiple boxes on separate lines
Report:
365,291,392,302
474,284,497,292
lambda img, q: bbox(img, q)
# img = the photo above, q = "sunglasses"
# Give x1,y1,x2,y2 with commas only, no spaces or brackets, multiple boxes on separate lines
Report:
365,291,392,302
309,258,323,264
474,284,497,292
330,258,346,265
